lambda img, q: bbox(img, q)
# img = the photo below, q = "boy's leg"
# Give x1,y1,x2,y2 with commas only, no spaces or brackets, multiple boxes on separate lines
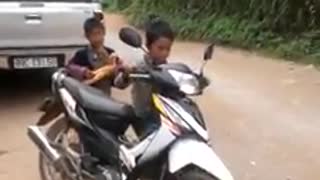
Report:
132,110,160,139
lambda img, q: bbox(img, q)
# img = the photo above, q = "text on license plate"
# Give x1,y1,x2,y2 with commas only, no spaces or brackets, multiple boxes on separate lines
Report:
13,57,58,69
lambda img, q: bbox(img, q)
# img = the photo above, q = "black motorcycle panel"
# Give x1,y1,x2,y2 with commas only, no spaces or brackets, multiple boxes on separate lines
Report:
84,108,131,136
79,125,120,165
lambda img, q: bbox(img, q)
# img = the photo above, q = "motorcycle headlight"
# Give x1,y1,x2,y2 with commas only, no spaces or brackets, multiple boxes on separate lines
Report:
168,69,200,95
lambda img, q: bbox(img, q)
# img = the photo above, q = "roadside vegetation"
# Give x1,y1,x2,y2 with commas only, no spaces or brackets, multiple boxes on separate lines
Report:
104,0,320,65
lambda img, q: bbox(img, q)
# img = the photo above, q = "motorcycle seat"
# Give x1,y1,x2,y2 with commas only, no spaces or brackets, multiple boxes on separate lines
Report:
62,77,134,118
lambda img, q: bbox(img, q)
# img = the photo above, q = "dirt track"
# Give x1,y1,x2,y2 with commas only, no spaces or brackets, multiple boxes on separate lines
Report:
0,14,320,180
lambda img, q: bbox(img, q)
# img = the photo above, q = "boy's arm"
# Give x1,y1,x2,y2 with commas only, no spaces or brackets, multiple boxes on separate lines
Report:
112,66,132,89
66,51,91,80
66,63,89,80
113,58,145,89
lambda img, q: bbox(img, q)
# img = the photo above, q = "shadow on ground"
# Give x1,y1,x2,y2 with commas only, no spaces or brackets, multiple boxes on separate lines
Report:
0,69,54,96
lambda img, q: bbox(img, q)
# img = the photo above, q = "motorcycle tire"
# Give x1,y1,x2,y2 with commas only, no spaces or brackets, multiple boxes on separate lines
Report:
39,118,68,180
175,166,218,180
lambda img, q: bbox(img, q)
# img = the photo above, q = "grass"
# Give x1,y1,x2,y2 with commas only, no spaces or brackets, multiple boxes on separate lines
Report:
105,0,320,66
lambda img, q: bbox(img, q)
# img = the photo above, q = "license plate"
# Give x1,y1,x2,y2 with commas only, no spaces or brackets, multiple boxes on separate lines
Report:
13,56,58,69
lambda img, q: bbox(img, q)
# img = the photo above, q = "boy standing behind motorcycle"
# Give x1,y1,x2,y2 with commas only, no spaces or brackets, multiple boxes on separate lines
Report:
116,17,176,137
66,17,123,96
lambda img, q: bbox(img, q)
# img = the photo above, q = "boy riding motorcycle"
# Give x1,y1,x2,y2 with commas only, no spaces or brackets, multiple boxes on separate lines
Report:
115,17,176,137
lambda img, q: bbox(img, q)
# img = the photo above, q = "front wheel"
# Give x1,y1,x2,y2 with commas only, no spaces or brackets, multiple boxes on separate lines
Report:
174,166,218,180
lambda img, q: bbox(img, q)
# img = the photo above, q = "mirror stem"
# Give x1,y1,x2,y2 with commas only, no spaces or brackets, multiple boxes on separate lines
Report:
199,61,208,76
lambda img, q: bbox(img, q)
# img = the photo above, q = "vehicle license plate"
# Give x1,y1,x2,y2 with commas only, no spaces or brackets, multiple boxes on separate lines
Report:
13,56,58,69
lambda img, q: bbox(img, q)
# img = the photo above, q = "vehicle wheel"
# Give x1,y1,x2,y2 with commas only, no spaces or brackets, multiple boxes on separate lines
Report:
174,166,218,180
39,118,69,180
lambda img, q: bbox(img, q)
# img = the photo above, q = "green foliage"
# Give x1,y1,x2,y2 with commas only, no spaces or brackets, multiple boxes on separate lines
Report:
109,0,320,64
102,0,131,10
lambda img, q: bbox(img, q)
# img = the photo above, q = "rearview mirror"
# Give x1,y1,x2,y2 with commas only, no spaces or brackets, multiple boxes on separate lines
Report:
203,44,214,61
119,27,142,48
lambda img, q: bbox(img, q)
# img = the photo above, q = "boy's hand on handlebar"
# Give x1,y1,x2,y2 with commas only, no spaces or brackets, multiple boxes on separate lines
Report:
108,53,132,72
109,53,123,65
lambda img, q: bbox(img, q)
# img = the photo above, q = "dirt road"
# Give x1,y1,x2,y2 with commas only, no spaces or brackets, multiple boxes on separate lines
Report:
0,14,320,180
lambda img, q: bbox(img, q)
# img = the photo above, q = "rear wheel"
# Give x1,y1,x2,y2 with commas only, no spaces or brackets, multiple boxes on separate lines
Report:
174,166,218,180
39,118,79,180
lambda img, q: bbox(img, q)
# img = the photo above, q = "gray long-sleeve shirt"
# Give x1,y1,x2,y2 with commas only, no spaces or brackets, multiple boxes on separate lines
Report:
114,55,158,117
113,55,168,136
131,56,154,117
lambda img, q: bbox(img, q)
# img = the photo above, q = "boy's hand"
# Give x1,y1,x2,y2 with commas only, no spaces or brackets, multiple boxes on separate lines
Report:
84,69,94,79
109,54,135,73
117,64,133,73
109,53,123,65
108,54,132,73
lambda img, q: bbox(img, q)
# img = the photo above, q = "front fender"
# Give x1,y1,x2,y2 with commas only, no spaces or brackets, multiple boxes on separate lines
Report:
168,138,234,180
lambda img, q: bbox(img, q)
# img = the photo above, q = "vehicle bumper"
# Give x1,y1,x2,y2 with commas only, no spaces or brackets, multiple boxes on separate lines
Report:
0,46,86,70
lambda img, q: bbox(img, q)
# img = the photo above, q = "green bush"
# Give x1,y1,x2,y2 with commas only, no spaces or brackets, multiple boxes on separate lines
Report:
111,0,320,64
103,0,131,10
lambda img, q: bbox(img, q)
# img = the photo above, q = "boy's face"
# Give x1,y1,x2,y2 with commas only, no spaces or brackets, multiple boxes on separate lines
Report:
148,37,173,64
86,27,105,49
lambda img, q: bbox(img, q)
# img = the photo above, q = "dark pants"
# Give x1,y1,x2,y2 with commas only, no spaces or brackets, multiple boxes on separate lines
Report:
132,109,160,139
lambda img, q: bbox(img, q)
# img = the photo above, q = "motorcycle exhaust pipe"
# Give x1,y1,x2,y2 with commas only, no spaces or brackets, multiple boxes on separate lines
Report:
27,126,61,163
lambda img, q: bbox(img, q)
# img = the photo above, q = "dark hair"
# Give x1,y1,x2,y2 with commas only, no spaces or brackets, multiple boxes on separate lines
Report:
83,17,105,35
145,15,175,47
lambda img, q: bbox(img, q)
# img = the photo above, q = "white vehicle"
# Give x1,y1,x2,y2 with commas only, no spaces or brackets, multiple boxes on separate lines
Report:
0,0,103,70
27,28,234,180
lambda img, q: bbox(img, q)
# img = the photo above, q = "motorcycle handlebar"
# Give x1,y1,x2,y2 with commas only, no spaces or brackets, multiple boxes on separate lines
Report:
128,73,151,80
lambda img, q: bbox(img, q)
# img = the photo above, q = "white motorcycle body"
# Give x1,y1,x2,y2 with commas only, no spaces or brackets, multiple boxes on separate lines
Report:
168,138,234,180
27,30,234,180
57,78,234,180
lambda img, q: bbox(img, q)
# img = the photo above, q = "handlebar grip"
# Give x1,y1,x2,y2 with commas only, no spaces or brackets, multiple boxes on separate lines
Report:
129,73,151,79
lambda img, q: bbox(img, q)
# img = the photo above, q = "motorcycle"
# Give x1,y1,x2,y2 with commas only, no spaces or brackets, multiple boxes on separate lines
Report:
27,27,234,180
